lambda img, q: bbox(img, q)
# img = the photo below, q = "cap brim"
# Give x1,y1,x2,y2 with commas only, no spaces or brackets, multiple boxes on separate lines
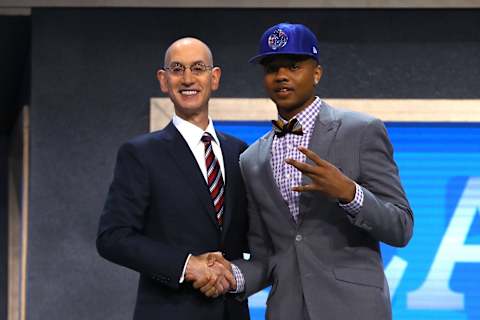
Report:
248,51,319,64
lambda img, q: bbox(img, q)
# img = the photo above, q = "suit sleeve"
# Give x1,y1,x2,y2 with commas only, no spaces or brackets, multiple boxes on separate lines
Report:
96,142,189,289
232,153,273,298
346,118,414,247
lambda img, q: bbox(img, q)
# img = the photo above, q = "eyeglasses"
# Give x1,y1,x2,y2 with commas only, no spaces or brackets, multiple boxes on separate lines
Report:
164,63,213,76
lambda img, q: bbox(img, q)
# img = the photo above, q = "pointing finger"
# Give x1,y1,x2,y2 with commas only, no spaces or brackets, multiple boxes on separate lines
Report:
297,147,328,167
285,158,317,174
292,184,316,193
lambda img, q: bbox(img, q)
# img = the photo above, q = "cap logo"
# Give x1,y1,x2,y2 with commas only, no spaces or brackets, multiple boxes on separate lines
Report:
312,46,318,54
268,28,288,51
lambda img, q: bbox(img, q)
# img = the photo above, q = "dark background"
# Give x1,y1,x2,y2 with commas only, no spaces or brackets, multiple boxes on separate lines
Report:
1,8,479,320
0,14,30,320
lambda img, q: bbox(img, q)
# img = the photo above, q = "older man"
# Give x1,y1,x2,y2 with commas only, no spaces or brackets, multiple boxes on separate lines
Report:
97,37,250,320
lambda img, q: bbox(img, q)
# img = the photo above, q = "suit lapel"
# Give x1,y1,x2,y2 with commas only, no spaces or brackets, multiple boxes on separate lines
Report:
298,103,341,221
257,131,297,228
163,122,219,229
217,132,235,239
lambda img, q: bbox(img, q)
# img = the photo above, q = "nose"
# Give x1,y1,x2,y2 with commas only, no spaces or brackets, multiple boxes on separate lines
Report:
181,68,195,85
274,67,289,82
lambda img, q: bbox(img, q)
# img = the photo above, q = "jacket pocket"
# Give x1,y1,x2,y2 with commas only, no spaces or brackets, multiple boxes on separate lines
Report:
333,266,384,289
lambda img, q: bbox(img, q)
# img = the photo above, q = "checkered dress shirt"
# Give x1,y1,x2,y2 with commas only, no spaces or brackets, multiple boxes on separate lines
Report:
271,97,363,221
271,97,322,220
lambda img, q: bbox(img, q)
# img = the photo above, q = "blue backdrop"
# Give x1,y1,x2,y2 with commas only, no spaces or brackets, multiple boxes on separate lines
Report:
215,121,480,320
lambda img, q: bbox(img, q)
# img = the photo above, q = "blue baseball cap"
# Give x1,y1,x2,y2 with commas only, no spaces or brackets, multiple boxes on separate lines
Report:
249,22,319,64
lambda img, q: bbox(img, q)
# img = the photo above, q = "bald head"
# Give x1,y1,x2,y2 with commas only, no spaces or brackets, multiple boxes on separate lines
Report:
164,37,213,67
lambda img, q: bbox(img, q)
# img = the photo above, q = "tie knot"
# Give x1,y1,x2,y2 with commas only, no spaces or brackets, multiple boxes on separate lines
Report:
201,132,213,144
272,118,303,137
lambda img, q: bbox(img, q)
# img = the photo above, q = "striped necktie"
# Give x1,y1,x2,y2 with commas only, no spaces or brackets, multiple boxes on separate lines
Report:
201,133,224,227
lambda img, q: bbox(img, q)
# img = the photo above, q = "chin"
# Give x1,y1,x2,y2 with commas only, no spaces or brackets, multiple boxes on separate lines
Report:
179,106,204,116
274,100,296,111
175,98,202,110
175,101,208,117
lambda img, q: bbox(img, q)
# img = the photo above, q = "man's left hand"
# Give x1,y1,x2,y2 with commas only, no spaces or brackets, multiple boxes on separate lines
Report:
286,147,355,203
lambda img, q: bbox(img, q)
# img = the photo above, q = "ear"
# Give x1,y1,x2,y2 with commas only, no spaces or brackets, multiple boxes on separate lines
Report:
314,64,323,86
157,69,169,93
210,66,222,91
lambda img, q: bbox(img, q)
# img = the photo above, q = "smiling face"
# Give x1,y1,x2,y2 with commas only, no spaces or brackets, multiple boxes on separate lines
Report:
262,55,322,120
157,38,221,124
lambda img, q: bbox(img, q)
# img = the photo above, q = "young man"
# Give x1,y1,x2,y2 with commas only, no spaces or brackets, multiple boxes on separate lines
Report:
97,38,250,320
217,23,413,320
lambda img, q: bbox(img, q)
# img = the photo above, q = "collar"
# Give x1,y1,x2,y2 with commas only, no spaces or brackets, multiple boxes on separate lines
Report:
278,96,322,134
172,114,220,150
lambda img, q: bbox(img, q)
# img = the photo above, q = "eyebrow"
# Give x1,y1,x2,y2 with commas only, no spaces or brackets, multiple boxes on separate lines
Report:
167,60,208,66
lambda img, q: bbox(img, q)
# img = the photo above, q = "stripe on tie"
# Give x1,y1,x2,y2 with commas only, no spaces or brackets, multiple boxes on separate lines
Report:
201,132,224,227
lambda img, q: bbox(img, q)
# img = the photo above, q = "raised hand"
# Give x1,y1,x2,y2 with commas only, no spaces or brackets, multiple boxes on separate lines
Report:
285,147,356,203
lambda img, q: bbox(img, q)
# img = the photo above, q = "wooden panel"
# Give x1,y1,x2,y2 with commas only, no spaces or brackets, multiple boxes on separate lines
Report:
7,106,29,320
0,8,30,15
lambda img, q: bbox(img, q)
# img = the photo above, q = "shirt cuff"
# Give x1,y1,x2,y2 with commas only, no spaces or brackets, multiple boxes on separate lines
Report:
179,254,192,283
338,183,364,216
229,263,245,293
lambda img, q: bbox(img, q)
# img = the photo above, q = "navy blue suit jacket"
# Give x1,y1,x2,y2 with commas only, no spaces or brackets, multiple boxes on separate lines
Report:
97,122,250,320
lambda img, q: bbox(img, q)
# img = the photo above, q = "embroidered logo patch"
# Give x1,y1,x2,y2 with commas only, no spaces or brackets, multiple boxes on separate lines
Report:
268,28,288,50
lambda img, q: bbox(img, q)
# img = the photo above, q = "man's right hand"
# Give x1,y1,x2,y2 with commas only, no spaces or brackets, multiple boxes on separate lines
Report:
201,252,237,296
185,254,215,288
206,252,233,274
185,252,236,298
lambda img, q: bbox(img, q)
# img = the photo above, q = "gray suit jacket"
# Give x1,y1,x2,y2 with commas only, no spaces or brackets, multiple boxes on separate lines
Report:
234,102,413,320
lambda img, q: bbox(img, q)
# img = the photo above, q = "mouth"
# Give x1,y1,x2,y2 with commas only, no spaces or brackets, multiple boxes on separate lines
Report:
274,86,293,97
179,89,200,96
275,86,293,92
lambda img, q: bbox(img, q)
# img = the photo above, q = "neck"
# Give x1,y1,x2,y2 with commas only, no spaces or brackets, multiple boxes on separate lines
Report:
278,96,316,120
176,112,209,130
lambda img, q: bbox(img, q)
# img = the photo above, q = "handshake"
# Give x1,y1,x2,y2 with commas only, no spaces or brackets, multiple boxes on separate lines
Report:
185,252,236,298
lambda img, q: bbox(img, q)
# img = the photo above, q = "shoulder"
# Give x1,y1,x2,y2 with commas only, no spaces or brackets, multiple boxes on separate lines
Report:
239,132,268,163
118,124,175,155
217,130,248,152
322,103,392,155
322,101,384,131
122,131,162,149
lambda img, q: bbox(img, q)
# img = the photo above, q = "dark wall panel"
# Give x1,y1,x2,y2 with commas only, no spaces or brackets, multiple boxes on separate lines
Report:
29,8,480,320
0,16,30,133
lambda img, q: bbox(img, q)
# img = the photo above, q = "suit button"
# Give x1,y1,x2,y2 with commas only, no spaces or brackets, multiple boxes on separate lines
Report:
295,234,302,242
361,223,372,230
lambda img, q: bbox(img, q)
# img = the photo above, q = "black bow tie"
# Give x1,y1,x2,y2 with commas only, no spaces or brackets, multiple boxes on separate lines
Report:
272,118,303,137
